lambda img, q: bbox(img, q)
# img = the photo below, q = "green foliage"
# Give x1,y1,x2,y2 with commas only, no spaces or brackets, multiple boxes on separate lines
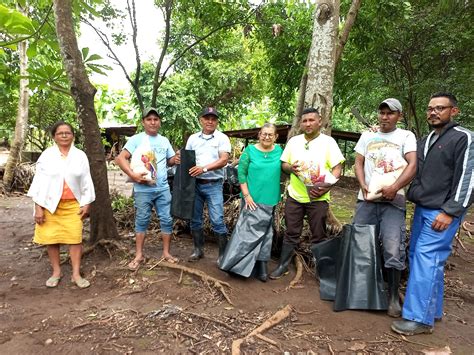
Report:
334,0,474,136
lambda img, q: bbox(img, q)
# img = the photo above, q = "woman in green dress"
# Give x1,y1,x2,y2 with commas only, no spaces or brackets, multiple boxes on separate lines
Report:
219,123,282,281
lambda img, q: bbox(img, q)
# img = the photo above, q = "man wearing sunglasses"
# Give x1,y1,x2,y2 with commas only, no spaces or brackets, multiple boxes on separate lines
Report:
392,92,473,335
270,107,344,279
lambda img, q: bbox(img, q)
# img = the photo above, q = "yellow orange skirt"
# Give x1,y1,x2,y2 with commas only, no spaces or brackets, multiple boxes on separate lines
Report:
34,200,83,245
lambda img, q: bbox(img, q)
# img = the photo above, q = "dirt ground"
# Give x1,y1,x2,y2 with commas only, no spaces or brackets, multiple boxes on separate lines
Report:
1,182,473,354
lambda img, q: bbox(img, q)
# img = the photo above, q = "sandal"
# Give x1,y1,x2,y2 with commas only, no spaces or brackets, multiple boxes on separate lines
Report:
71,277,90,289
46,276,61,288
128,258,145,271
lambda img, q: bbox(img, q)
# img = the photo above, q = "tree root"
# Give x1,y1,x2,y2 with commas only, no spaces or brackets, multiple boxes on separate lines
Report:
231,304,293,355
288,254,304,289
148,258,233,305
60,239,128,265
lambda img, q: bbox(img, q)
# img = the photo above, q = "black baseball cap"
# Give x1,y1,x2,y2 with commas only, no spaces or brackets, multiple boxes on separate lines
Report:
198,107,220,118
143,107,161,118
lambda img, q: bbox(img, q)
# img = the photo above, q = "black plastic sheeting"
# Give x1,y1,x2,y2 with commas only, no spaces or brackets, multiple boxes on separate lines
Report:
313,224,388,311
171,149,196,220
219,202,274,277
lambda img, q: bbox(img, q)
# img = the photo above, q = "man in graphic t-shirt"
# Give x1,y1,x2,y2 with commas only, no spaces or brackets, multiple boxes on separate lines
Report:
353,98,417,317
116,108,178,270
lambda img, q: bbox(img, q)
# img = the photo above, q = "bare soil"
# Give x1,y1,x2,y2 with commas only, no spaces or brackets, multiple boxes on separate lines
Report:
1,182,473,354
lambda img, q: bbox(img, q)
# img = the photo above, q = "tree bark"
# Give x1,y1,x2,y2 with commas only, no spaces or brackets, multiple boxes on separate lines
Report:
335,0,361,70
2,5,29,191
53,0,118,242
303,0,340,134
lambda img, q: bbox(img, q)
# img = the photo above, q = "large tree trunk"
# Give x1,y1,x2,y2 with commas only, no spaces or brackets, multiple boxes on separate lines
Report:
2,6,29,191
291,0,360,137
303,0,340,134
53,0,118,242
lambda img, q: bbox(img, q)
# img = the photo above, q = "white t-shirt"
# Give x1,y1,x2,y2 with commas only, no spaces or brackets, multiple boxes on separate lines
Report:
354,128,417,202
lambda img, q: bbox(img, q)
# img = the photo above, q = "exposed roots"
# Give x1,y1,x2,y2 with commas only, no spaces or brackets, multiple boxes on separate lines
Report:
288,253,304,290
231,304,293,354
148,258,233,305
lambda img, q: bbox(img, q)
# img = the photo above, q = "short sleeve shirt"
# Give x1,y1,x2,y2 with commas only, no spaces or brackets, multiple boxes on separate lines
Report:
186,130,231,180
354,128,417,202
281,134,345,203
124,132,175,192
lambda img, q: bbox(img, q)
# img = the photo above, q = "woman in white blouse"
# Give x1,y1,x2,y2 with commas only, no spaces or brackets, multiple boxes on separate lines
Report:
28,121,95,289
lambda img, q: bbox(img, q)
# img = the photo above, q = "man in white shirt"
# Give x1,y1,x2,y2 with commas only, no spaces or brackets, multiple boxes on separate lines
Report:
353,98,417,317
179,107,231,264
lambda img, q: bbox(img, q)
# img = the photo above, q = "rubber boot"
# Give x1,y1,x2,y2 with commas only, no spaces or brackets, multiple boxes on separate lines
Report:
269,243,295,280
188,229,204,262
255,260,268,282
216,233,228,266
387,268,402,317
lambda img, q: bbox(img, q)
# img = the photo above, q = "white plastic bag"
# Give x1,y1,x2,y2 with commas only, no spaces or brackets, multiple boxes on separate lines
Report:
126,135,157,185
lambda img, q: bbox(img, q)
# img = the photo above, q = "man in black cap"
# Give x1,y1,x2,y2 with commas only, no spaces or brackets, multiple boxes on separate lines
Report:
178,107,231,264
352,98,417,317
116,108,178,270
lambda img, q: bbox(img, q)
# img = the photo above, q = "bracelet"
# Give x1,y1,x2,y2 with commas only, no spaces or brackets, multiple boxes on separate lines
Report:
243,194,249,198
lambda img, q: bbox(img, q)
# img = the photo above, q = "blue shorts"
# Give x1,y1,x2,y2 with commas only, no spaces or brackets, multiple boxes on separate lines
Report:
134,189,173,234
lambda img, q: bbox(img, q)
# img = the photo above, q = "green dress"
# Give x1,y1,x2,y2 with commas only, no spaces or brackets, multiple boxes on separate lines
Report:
238,144,283,206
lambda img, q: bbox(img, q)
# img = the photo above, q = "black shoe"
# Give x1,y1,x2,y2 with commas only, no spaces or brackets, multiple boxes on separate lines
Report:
188,229,204,262
391,320,433,336
269,243,295,280
255,260,268,282
387,268,402,318
216,233,228,266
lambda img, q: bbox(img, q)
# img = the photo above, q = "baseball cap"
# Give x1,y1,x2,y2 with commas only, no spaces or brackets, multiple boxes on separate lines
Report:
379,98,403,113
142,107,161,118
199,107,220,118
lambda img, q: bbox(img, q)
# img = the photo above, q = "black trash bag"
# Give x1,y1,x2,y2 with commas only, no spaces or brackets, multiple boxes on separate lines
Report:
171,149,196,220
311,236,342,301
333,224,388,311
219,202,274,277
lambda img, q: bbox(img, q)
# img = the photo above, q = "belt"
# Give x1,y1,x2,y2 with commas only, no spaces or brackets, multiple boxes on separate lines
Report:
196,178,221,184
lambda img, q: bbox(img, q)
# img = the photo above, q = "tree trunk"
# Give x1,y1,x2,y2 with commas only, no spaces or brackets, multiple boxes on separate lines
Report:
2,6,29,191
53,0,118,242
304,0,340,134
291,0,360,137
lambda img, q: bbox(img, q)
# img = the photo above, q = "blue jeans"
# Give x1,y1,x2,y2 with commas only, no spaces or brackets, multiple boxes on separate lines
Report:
134,189,173,234
402,206,463,326
352,201,406,270
191,181,227,235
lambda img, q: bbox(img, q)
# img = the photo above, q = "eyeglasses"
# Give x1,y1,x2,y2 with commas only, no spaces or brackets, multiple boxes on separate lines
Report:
304,142,309,150
426,106,453,114
55,132,73,137
260,133,275,138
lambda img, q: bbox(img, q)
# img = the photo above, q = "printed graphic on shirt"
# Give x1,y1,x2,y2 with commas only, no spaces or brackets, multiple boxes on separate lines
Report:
366,139,406,175
130,146,157,182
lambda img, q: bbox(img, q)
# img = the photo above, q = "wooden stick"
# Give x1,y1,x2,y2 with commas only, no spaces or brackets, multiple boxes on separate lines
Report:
183,311,238,332
231,304,293,355
149,259,233,305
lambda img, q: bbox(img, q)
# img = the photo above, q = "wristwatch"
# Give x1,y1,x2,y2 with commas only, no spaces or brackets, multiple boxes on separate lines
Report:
202,167,208,173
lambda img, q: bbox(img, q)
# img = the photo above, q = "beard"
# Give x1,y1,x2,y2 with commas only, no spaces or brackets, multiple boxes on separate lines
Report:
428,116,450,129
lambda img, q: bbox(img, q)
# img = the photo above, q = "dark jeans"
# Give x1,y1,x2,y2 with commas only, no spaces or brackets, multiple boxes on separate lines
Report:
284,196,328,246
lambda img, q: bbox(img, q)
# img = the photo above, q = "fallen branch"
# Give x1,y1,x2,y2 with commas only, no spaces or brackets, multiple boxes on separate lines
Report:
231,304,293,355
148,259,233,305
